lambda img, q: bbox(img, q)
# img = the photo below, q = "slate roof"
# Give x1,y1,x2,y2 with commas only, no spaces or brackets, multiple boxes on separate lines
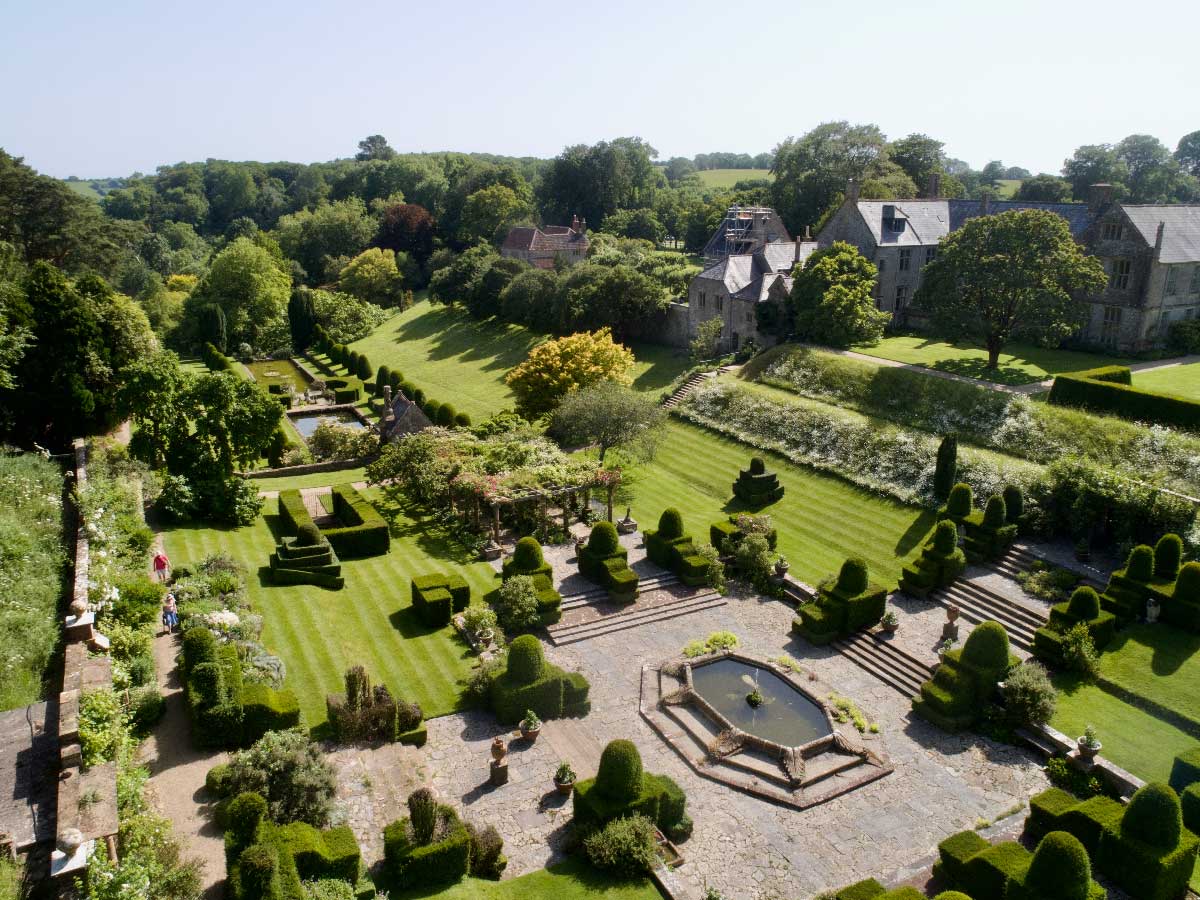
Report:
696,241,804,302
1122,205,1200,263
854,199,1094,246
386,395,432,440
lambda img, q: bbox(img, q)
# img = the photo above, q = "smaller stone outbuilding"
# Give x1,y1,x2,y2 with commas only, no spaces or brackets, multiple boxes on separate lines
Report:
501,216,589,269
383,393,432,441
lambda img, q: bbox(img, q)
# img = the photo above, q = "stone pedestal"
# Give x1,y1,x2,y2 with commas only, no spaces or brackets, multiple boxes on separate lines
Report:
940,621,960,642
489,758,509,787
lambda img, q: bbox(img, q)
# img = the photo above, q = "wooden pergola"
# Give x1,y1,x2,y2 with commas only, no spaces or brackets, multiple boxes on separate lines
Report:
449,470,622,544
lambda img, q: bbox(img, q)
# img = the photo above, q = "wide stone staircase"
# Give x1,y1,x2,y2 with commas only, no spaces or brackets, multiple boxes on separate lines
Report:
546,572,726,646
933,576,1047,656
829,629,933,698
660,365,737,410
988,544,1105,590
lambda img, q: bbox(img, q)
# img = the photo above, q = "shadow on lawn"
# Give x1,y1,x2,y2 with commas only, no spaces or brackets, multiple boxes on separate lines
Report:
926,357,1036,385
895,510,938,557
390,304,539,373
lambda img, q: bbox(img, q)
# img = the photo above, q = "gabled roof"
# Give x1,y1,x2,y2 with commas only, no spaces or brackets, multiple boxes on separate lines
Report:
697,245,799,303
501,224,588,254
851,199,1094,247
1121,205,1200,263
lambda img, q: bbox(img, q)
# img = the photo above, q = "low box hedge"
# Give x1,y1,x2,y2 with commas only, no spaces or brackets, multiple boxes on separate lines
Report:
324,485,390,557
1049,365,1200,432
383,808,471,890
834,880,885,900
411,573,471,627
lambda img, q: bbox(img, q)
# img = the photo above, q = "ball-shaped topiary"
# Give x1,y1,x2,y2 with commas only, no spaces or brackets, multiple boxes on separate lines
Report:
595,739,643,804
946,482,972,518
749,456,766,475
454,412,471,427
423,399,442,421
1154,533,1183,580
932,893,974,900
1125,544,1155,582
983,494,1006,529
1066,586,1100,621
437,404,456,427
588,521,620,556
1002,484,1024,524
961,620,1010,671
506,634,545,685
1176,562,1200,604
1023,831,1092,900
657,508,684,541
297,523,323,547
836,558,869,596
932,520,959,556
511,537,545,572
1122,782,1183,849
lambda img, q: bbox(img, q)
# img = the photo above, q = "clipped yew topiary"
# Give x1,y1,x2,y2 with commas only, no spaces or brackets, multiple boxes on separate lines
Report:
1154,533,1183,580
749,456,766,475
511,537,545,571
595,740,643,804
297,523,323,547
932,893,974,900
933,519,958,555
1097,781,1198,900
578,522,638,601
1067,586,1101,621
657,508,684,541
589,521,620,555
837,558,869,596
1021,831,1092,900
1177,562,1200,602
1126,544,1155,582
1121,782,1182,850
983,494,1006,529
961,620,1011,672
945,482,972,520
900,519,967,597
1003,484,1024,524
506,635,545,685
732,455,785,505
934,434,958,502
914,620,1013,731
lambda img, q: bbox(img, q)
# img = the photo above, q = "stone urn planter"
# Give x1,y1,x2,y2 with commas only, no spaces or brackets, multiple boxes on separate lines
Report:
946,604,960,624
1077,738,1102,761
491,737,507,761
478,628,494,647
774,558,790,577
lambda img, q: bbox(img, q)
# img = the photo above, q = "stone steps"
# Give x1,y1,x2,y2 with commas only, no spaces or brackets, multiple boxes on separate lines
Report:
830,629,932,698
559,571,682,610
547,590,727,646
989,545,1106,590
935,578,1047,653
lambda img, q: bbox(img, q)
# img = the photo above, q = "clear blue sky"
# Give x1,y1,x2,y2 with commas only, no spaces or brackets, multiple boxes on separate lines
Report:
1,0,1195,179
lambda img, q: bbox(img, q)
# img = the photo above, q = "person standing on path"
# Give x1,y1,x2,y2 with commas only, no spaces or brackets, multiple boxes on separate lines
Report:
153,549,171,583
161,593,179,634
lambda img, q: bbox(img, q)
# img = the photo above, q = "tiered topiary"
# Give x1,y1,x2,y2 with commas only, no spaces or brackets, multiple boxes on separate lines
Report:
1028,781,1199,900
899,519,967,597
578,522,639,602
1098,539,1187,625
572,740,690,840
912,620,1015,732
1165,560,1200,631
961,492,1018,563
645,509,711,586
940,482,973,524
325,665,426,747
1032,586,1117,666
499,536,561,625
793,558,887,645
410,572,471,626
488,634,590,724
182,625,300,749
732,456,784,506
269,521,345,589
383,788,471,891
934,828,1105,900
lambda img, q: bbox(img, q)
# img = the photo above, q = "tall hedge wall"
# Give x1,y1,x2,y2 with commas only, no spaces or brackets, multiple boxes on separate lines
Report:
1049,366,1200,431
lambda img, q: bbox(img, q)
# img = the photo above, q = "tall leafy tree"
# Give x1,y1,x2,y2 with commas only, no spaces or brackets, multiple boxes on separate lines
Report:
549,381,664,463
375,202,436,263
117,349,188,467
537,138,661,228
337,248,406,306
1014,175,1072,202
1175,130,1200,177
287,287,317,349
355,135,397,161
915,209,1107,369
459,184,532,244
770,122,887,229
1062,144,1130,200
275,198,376,283
887,133,946,192
189,237,290,346
787,242,889,348
505,328,634,419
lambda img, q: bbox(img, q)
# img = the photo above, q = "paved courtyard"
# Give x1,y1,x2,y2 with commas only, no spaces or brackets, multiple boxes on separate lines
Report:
332,575,1050,900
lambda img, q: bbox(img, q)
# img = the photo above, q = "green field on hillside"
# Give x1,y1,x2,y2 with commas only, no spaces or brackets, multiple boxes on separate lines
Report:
854,335,1128,386
161,487,497,729
696,168,771,188
350,301,692,418
620,419,935,590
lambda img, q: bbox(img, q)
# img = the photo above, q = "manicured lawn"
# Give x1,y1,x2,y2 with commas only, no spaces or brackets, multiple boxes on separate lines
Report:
388,857,662,900
161,487,498,730
179,358,210,377
1134,362,1200,401
1049,675,1196,784
853,335,1129,386
1095,623,1200,729
251,466,368,494
350,300,692,418
621,419,936,590
695,168,771,188
245,358,311,392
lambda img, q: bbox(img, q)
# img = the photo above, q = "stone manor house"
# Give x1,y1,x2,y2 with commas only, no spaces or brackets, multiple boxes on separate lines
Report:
501,216,589,269
686,181,1200,353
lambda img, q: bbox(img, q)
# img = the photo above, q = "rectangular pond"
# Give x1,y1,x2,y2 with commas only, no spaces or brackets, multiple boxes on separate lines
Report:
246,358,311,393
289,410,367,440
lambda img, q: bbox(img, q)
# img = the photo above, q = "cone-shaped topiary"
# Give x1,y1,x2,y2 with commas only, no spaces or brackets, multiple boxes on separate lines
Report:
588,521,620,555
749,456,766,475
961,620,1010,670
983,494,1007,529
1154,533,1183,580
836,558,869,596
1024,831,1092,900
437,404,456,426
297,523,323,546
511,537,545,571
356,355,372,381
423,399,442,421
1177,561,1200,603
595,739,643,804
946,482,972,519
933,520,959,555
1002,484,1024,524
934,433,958,501
376,365,391,396
506,634,545,685
657,508,684,541
1126,544,1154,582
407,787,438,846
1122,782,1183,849
1066,586,1100,621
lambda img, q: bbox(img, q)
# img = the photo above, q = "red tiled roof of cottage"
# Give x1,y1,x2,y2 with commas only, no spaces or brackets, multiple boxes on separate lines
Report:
501,224,589,254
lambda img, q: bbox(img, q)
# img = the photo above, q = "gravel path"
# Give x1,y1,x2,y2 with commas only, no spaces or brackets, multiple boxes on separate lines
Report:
139,632,228,900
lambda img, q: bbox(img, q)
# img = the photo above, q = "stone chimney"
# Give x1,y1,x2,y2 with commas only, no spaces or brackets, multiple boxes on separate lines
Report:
927,173,941,199
794,236,803,264
846,178,859,203
571,214,580,232
804,225,812,240
1088,183,1114,213
1154,222,1165,259
579,217,587,234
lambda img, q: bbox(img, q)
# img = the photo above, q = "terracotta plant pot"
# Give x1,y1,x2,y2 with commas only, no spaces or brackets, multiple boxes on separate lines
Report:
882,621,899,634
775,562,790,577
554,778,575,796
946,605,960,624
491,737,507,761
520,725,541,742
